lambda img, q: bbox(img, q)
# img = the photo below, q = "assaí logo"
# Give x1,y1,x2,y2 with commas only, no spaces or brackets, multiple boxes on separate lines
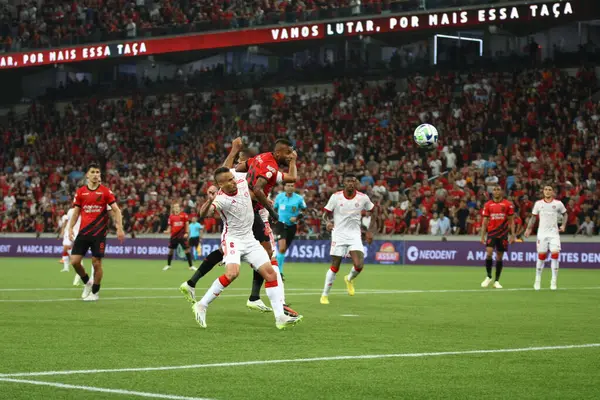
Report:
375,242,400,263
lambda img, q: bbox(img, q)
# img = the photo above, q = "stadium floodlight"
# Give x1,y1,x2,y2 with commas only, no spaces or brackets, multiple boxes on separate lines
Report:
433,34,484,65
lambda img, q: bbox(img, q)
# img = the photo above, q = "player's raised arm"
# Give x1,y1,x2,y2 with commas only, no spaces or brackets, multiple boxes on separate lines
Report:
198,187,218,218
223,138,244,169
281,150,298,183
235,160,248,173
253,177,278,221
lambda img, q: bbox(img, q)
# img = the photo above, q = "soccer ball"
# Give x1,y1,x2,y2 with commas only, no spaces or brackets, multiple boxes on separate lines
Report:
413,124,439,148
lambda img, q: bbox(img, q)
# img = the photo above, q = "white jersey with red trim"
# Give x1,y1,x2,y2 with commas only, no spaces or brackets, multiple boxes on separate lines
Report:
324,191,374,243
212,171,254,239
65,208,81,237
532,199,567,238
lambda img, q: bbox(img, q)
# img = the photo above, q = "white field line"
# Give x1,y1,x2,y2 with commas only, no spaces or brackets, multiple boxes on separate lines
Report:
0,287,354,292
1,287,600,303
0,378,215,400
1,343,598,379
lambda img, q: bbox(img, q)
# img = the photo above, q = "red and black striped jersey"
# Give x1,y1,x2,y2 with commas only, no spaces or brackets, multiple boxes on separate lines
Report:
73,185,116,237
168,213,189,238
482,199,514,238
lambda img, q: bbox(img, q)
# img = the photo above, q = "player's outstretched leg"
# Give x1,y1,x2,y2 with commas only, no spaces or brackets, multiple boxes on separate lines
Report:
184,249,196,271
71,255,92,298
194,267,238,328
481,252,493,288
534,253,546,291
255,261,302,330
345,251,364,296
163,250,174,271
550,253,559,290
61,249,70,272
493,258,503,289
83,258,102,301
321,256,343,304
181,249,224,303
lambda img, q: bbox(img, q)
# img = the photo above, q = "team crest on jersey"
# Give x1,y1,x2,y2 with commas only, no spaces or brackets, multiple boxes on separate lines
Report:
292,206,297,212
266,171,273,179
96,194,103,202
355,203,359,207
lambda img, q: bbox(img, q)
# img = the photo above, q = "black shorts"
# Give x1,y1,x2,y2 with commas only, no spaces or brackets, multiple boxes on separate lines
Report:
252,212,270,243
486,236,509,252
169,238,189,250
276,222,297,246
72,235,106,258
189,237,200,248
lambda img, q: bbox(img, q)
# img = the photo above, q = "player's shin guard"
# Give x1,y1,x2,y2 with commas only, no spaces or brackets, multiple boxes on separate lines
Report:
271,260,286,304
187,249,224,287
167,253,173,266
495,261,503,282
249,270,264,302
62,252,70,270
264,280,285,320
185,252,193,267
322,266,339,296
347,266,362,281
485,258,493,278
276,252,285,274
536,254,546,281
550,253,559,281
199,275,230,307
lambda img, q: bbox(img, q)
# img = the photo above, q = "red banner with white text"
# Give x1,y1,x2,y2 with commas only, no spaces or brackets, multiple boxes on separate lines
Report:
0,0,591,70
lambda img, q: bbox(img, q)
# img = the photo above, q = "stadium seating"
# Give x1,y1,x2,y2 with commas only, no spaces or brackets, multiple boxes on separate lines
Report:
0,0,499,51
1,65,599,237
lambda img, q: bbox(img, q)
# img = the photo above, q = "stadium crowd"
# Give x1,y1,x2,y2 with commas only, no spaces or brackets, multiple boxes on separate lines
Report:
1,65,600,238
1,0,495,51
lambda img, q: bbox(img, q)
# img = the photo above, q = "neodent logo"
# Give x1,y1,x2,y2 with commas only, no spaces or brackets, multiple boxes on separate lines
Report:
407,246,419,262
406,245,458,262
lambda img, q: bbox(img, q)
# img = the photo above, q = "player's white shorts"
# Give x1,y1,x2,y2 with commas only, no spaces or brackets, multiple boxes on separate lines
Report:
221,236,270,270
330,236,364,257
536,236,561,254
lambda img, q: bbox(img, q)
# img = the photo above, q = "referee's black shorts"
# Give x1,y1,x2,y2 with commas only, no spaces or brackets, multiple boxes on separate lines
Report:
189,237,200,248
276,222,297,246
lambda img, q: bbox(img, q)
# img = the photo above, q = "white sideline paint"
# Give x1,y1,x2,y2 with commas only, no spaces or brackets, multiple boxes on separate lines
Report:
1,286,600,293
0,378,215,400
0,287,354,292
1,344,598,378
2,287,600,303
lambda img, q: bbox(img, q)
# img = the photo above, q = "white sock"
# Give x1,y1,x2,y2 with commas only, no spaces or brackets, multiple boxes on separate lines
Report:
199,275,230,307
535,259,545,282
271,261,286,304
322,267,338,296
265,280,285,320
62,256,70,270
551,258,559,282
347,266,362,281
73,274,81,285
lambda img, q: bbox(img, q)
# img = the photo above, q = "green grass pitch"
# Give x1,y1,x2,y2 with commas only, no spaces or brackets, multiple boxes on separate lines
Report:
1,258,599,399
